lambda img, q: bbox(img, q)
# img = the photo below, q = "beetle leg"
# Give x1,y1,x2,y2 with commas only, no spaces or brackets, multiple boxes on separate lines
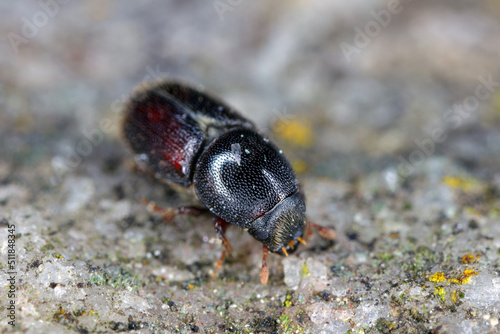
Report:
213,248,228,279
214,218,232,254
306,222,337,240
212,218,232,279
303,221,314,242
143,200,176,221
260,245,269,285
176,206,210,216
142,199,208,222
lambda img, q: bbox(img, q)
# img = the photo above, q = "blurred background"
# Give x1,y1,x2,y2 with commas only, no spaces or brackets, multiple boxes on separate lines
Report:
2,0,499,184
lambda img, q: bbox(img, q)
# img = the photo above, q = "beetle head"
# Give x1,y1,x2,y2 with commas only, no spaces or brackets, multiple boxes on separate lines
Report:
248,191,306,255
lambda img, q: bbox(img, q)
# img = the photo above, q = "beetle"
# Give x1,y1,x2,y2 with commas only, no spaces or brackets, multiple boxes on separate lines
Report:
122,80,335,284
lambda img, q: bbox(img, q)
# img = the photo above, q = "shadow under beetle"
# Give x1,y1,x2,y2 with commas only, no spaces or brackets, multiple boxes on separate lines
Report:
122,80,335,284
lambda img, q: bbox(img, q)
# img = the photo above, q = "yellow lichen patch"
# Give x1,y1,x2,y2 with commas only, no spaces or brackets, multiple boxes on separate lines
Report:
451,290,458,303
448,269,479,285
434,287,446,300
442,176,482,192
389,232,400,239
283,295,293,308
461,254,475,264
429,272,447,283
464,206,481,216
292,159,308,174
301,264,311,278
273,118,315,148
429,268,479,285
461,269,479,284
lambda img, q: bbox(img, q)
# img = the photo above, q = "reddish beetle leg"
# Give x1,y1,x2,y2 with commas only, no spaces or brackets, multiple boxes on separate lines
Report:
212,218,232,279
306,222,337,240
260,245,269,285
142,199,208,222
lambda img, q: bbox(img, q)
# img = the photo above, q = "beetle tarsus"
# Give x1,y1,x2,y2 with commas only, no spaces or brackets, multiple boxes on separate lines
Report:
143,199,176,222
260,245,269,285
212,248,228,279
212,218,232,279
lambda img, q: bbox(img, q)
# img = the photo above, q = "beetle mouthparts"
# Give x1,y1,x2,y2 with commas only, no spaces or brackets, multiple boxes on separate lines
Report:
297,237,307,245
281,247,289,256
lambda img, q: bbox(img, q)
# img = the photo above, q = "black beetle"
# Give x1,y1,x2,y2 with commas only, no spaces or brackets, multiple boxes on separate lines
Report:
122,81,335,284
